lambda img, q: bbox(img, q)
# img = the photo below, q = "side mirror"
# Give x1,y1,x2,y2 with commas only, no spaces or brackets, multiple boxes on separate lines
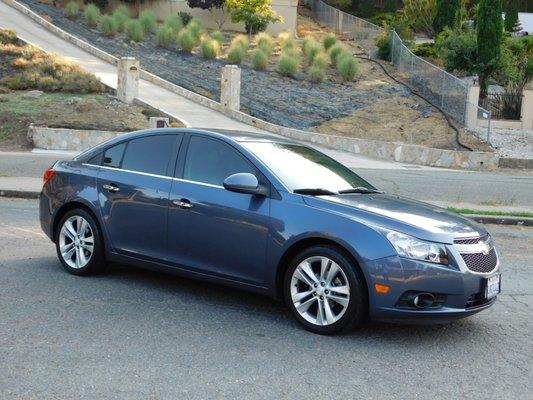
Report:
223,173,268,196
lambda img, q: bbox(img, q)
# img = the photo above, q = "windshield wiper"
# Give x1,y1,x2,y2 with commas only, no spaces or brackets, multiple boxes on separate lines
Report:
338,187,382,194
293,188,337,196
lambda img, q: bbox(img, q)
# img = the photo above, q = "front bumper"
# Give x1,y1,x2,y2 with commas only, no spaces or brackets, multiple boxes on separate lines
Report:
363,255,500,323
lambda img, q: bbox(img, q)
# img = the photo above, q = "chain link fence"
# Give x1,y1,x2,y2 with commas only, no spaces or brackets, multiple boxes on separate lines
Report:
309,0,492,143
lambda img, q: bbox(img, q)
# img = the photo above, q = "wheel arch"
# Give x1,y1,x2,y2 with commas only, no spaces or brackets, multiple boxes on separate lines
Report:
51,200,103,244
274,237,369,300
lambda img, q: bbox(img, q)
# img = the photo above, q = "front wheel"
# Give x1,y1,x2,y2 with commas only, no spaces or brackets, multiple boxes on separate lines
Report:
284,245,368,335
55,208,105,275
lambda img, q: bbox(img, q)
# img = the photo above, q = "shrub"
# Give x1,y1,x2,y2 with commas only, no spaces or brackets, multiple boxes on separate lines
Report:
200,36,221,58
435,27,477,74
403,0,437,37
99,14,118,36
84,4,100,27
337,54,358,81
412,42,438,58
177,29,195,52
251,49,268,70
156,25,175,47
256,32,274,55
308,64,326,83
65,2,79,19
329,43,347,66
187,19,204,40
0,29,18,45
179,11,193,26
112,6,129,32
227,44,246,63
322,33,337,50
226,0,282,35
434,0,460,35
139,10,156,34
280,37,296,52
376,31,391,60
125,19,145,42
312,52,329,69
277,53,299,77
245,18,269,35
164,13,183,32
302,37,321,63
12,57,30,69
211,31,225,44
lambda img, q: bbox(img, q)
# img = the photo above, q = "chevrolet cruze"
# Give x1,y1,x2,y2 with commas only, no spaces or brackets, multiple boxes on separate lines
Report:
39,128,501,334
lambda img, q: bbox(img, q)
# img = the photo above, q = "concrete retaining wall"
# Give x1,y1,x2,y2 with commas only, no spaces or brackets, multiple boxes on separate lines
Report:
29,125,122,151
3,0,501,170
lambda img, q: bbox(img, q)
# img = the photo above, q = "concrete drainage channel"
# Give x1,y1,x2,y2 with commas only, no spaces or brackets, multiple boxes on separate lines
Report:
2,0,509,171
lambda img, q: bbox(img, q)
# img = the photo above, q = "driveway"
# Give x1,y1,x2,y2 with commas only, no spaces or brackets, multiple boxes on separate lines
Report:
1,198,531,399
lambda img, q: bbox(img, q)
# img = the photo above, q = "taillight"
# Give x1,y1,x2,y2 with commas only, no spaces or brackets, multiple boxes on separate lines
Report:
43,168,56,184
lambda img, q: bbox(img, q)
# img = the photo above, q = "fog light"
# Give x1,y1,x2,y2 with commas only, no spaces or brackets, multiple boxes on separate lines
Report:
374,283,390,294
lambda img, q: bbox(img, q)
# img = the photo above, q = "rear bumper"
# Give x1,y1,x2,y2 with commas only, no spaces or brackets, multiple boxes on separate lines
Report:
363,256,499,323
39,189,53,241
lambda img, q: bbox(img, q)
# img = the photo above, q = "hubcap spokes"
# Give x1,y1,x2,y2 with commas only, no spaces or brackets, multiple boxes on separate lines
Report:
290,256,350,326
59,216,94,269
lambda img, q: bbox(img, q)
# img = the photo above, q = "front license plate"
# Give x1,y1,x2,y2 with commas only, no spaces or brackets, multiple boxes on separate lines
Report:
485,274,501,299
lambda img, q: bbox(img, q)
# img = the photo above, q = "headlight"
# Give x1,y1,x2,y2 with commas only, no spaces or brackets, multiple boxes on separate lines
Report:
386,231,449,265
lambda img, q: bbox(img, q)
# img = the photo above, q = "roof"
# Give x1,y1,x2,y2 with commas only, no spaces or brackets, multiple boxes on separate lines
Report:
192,128,297,144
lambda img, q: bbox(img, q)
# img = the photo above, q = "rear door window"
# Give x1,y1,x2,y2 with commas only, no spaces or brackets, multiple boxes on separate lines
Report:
121,135,177,176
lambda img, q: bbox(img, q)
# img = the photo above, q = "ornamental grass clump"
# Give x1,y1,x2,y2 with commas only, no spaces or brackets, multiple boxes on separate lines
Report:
337,54,358,81
256,32,274,55
156,24,175,47
139,10,156,34
99,14,118,36
251,49,268,70
177,29,196,52
200,36,221,59
277,52,300,77
112,5,130,32
312,52,329,69
232,35,249,51
125,19,145,42
302,36,321,64
308,63,326,83
323,33,337,50
84,4,100,27
164,13,183,33
211,31,225,44
329,43,347,66
227,35,249,63
65,2,79,19
187,19,204,41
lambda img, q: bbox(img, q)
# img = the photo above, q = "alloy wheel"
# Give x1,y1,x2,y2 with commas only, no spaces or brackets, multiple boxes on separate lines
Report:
58,215,94,269
290,256,350,326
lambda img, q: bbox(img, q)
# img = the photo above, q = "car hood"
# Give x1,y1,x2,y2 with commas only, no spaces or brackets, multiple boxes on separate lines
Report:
303,193,487,244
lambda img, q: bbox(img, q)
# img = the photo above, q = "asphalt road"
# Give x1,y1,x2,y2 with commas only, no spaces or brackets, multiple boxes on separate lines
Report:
0,198,532,399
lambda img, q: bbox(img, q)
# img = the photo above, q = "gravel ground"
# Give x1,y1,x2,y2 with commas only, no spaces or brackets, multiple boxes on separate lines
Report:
484,128,533,159
18,0,407,129
1,198,532,399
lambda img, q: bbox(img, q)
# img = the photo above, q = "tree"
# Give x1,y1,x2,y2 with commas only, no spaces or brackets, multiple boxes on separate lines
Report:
503,0,520,32
403,0,437,38
225,0,282,36
477,0,503,98
433,0,461,35
187,0,228,29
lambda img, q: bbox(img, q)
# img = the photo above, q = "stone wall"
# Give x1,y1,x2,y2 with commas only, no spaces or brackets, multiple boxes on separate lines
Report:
108,0,298,35
28,125,123,151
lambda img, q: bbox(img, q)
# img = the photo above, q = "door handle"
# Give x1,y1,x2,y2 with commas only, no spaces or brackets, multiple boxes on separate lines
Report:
102,183,120,193
172,198,193,209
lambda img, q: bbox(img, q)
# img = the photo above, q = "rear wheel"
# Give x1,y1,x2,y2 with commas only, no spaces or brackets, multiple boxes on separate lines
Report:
55,209,105,275
284,245,367,334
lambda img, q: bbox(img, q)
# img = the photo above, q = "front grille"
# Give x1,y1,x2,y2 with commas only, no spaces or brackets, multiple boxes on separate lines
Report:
454,235,488,245
460,248,498,273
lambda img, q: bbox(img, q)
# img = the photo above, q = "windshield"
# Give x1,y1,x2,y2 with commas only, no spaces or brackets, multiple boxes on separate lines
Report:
243,142,375,192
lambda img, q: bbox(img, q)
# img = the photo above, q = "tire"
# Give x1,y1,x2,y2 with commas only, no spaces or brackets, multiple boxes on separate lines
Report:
55,208,106,276
284,245,368,335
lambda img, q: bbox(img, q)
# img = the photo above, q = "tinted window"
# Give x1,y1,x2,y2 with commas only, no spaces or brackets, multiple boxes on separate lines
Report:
121,135,176,176
103,143,126,168
87,152,102,165
243,142,375,192
183,136,255,186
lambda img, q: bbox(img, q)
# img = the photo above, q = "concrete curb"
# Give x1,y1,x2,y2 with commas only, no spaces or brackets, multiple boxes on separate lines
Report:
2,0,505,171
1,188,530,226
0,189,39,199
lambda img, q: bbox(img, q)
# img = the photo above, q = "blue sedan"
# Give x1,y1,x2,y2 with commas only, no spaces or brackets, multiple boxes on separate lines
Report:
39,129,501,334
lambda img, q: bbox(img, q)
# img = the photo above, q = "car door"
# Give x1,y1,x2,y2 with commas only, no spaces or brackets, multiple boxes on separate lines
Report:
97,133,181,262
167,135,271,285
